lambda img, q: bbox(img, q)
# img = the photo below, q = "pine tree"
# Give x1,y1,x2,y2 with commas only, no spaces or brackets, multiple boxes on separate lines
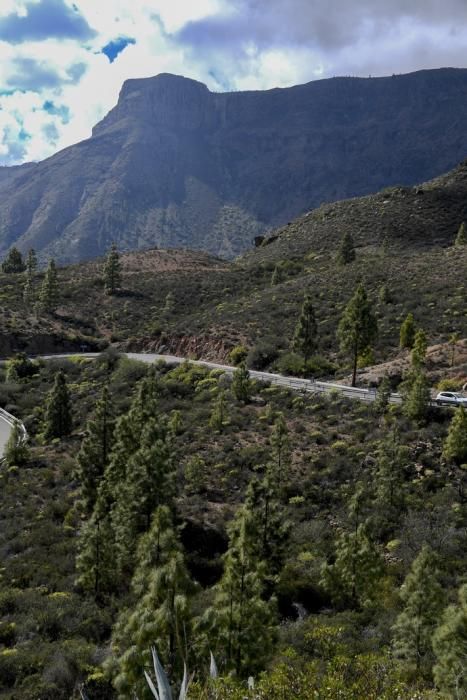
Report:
103,370,159,505
23,249,38,306
270,412,291,488
76,385,115,514
399,313,416,349
372,430,407,534
76,371,161,599
337,283,378,387
44,370,72,439
378,283,392,304
111,411,174,576
26,248,37,274
22,275,34,306
449,331,460,368
103,242,121,295
292,294,317,362
337,231,356,265
404,370,431,422
3,422,28,467
109,507,193,699
209,389,227,432
76,498,116,601
244,471,289,578
202,505,277,676
411,329,428,369
184,454,206,494
392,545,444,674
454,221,467,246
433,584,467,698
320,524,384,609
271,263,283,286
1,246,26,273
442,406,467,464
232,363,251,403
168,409,183,436
39,259,59,313
374,375,392,414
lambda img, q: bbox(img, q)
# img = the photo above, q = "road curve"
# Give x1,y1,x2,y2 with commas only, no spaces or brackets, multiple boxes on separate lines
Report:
43,352,402,405
0,414,12,456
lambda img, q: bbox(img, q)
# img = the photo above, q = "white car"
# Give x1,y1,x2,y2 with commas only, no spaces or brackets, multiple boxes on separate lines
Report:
434,391,467,407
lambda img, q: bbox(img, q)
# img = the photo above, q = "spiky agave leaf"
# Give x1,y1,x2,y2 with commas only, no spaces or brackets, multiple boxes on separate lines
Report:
144,669,161,700
209,651,218,679
178,663,189,700
151,647,173,700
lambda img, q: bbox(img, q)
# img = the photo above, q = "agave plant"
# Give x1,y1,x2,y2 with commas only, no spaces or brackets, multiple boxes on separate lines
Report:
209,651,218,680
144,647,189,700
144,648,220,699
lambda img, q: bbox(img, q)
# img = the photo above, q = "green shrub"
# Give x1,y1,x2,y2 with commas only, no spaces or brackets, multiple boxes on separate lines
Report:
276,352,305,376
228,345,248,366
437,377,464,391
304,355,337,377
246,340,280,370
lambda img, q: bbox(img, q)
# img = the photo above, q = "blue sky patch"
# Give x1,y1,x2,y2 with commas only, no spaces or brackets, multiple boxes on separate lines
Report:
102,36,136,63
0,0,96,44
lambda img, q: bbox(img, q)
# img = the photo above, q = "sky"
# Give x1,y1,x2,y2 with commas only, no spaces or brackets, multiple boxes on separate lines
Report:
0,0,466,165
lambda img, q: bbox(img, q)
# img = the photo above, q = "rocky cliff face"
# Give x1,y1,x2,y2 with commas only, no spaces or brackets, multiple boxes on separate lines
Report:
2,68,467,263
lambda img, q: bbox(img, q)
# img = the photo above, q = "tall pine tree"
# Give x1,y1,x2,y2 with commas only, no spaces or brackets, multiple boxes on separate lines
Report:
411,329,428,369
433,583,467,698
442,406,467,464
372,429,407,535
39,259,59,313
232,363,251,403
292,294,317,362
44,370,72,439
76,385,115,513
104,242,121,295
1,247,26,273
337,283,377,387
111,411,174,577
23,249,38,306
270,412,291,489
321,524,384,609
244,470,289,579
337,231,356,265
76,498,116,601
201,505,277,676
399,313,416,349
403,370,431,422
109,506,193,699
392,545,444,674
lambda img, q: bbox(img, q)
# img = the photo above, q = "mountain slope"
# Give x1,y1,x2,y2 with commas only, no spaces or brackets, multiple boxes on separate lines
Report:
1,158,466,373
2,69,467,262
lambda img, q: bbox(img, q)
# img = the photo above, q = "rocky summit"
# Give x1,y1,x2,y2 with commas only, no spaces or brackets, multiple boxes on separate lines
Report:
2,68,467,263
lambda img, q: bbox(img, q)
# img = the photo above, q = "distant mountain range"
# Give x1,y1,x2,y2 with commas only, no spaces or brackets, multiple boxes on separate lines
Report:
1,67,467,263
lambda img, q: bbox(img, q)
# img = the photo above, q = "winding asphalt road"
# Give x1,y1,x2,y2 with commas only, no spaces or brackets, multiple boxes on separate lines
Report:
45,352,403,404
0,351,403,457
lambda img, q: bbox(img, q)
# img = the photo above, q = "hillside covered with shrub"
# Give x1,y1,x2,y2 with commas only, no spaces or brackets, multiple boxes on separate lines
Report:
0,352,466,698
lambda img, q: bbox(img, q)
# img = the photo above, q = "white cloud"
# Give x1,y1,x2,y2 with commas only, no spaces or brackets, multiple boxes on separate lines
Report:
0,0,467,165
0,0,230,163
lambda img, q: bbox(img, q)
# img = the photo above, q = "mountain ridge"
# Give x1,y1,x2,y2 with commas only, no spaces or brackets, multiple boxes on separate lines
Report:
2,67,467,262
